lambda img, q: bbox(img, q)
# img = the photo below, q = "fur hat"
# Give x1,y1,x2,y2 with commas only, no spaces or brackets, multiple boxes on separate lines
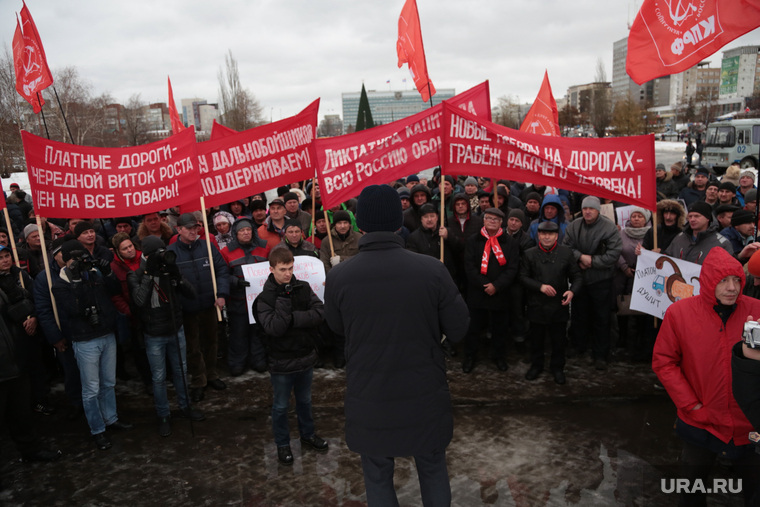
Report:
722,164,741,186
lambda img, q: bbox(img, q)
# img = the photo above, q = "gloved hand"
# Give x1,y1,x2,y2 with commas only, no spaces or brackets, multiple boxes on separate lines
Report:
165,263,182,281
237,277,251,288
95,258,112,276
145,254,161,276
277,283,292,298
330,255,341,267
67,262,82,281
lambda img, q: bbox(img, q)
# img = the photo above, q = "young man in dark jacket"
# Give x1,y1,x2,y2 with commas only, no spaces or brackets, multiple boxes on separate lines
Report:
519,222,582,384
253,247,327,466
128,236,205,437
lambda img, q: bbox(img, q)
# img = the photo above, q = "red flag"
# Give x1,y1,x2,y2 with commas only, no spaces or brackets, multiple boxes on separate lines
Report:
397,0,436,102
14,3,53,113
167,76,186,135
626,0,760,85
519,71,560,137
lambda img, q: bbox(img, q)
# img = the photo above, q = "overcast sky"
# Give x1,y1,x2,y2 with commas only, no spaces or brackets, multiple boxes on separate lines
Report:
3,0,760,122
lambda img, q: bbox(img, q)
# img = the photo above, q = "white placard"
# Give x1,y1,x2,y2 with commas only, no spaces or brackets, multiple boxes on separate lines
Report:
630,249,702,318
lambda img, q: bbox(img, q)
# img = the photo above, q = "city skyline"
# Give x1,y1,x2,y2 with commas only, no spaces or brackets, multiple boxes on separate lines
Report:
3,0,759,123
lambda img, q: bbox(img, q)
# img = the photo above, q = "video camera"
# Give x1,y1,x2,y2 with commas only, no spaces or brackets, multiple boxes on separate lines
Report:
70,250,94,272
153,248,177,271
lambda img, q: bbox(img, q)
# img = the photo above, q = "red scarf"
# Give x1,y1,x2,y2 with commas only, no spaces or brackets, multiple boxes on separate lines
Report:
480,227,506,274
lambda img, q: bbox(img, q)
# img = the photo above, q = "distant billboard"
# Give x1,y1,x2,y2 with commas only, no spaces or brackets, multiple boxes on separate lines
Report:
720,56,740,95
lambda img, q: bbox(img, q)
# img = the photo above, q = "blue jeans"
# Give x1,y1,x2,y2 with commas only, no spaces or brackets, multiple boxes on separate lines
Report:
72,334,118,435
145,327,190,418
270,368,315,447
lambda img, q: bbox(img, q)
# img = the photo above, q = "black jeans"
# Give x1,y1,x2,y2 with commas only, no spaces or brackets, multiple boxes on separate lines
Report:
676,418,760,506
464,307,508,360
361,449,451,507
528,321,567,372
570,278,613,361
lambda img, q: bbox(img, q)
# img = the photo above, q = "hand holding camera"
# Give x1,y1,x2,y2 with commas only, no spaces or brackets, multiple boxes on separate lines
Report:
95,258,112,276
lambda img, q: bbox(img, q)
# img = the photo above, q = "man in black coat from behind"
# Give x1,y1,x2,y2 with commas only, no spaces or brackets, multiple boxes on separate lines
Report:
325,184,469,507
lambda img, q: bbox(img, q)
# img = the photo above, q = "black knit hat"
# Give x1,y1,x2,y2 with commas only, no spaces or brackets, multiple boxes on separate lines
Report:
356,185,403,232
61,240,86,262
73,221,94,238
508,209,526,224
719,181,737,193
731,209,755,226
141,236,164,257
525,192,542,204
250,199,267,211
418,203,438,216
283,191,299,203
689,201,713,222
332,210,351,224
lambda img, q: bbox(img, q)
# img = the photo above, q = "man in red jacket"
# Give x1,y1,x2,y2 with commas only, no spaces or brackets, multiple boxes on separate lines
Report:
653,247,760,505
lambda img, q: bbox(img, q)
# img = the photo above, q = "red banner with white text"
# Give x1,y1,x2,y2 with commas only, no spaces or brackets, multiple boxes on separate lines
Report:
22,127,199,219
315,81,491,209
196,99,319,209
441,102,656,210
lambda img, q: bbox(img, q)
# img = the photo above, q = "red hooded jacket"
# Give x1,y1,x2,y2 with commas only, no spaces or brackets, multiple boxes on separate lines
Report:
653,247,760,445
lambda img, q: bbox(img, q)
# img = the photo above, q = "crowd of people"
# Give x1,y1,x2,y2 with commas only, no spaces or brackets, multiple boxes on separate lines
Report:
2,161,760,501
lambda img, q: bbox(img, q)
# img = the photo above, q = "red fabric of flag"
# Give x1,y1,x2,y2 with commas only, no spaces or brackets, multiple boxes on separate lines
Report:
397,0,436,102
627,0,760,85
520,70,560,136
167,76,186,135
13,3,54,114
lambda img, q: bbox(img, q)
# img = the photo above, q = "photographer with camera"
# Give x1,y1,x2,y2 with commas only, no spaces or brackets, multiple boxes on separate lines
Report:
653,247,760,505
127,236,204,437
51,240,132,451
252,247,327,466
